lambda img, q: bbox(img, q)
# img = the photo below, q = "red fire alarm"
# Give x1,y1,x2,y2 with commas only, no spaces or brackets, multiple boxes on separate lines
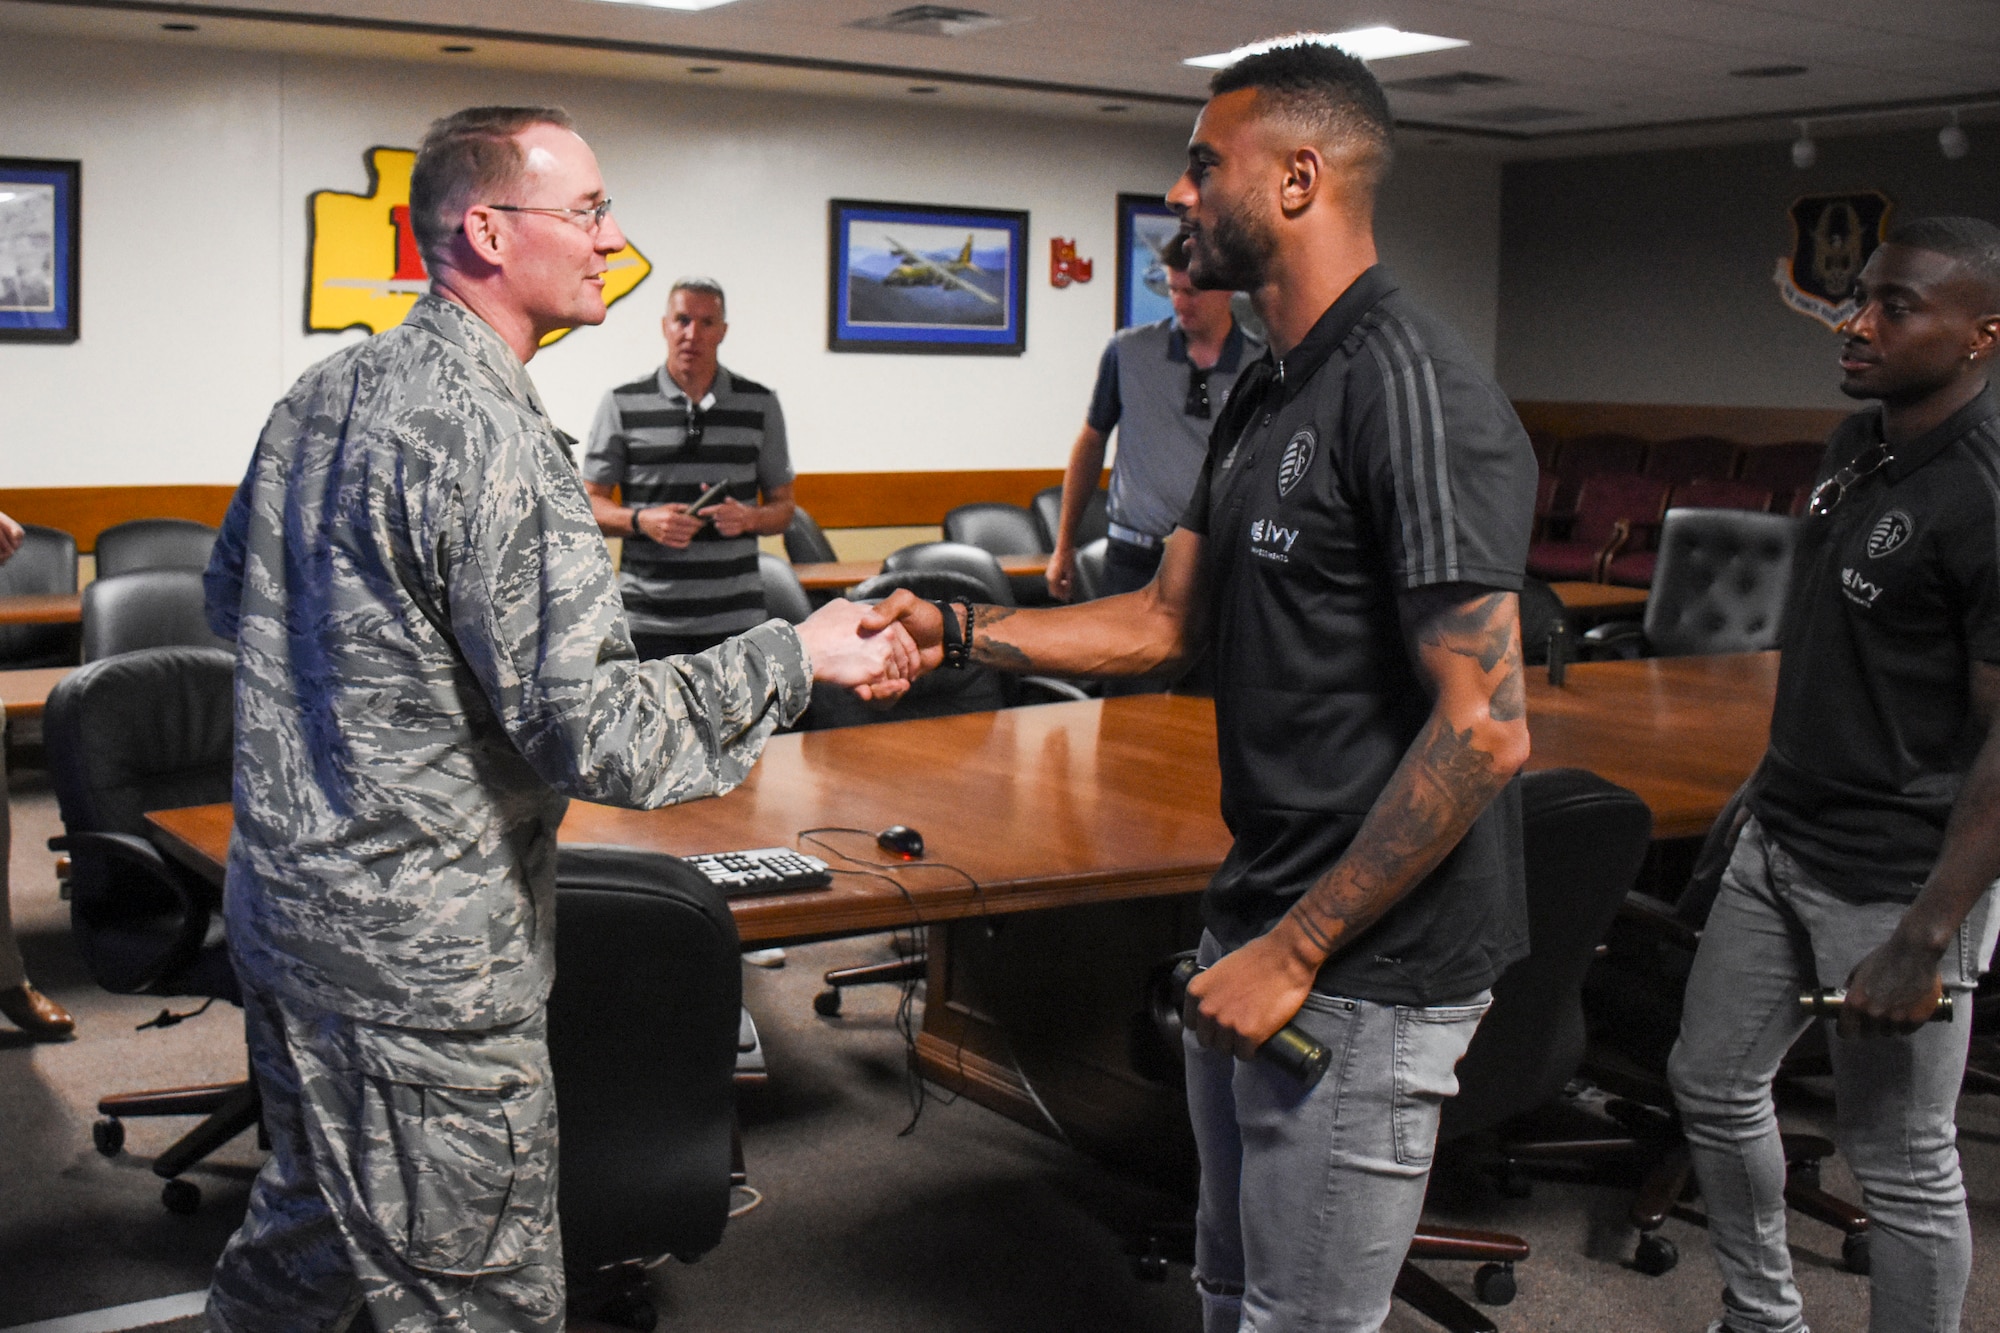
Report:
1050,237,1094,287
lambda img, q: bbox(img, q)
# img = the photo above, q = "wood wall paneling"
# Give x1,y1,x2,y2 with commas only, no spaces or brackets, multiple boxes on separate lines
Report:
1512,400,1846,447
0,486,237,552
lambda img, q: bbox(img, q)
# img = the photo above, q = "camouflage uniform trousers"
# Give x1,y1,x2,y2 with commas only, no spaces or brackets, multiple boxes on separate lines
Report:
208,980,564,1333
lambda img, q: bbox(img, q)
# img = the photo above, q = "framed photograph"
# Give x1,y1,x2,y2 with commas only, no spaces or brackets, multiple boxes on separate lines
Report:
1116,194,1180,330
828,199,1028,355
0,157,80,343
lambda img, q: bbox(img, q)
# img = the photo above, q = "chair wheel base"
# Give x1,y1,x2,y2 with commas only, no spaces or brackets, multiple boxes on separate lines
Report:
1632,1232,1678,1276
1473,1262,1516,1306
1844,1232,1870,1275
593,1291,658,1331
161,1178,201,1214
812,988,842,1017
93,1117,124,1157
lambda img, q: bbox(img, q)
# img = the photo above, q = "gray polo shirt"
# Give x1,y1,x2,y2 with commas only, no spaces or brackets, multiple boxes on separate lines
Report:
1086,318,1261,541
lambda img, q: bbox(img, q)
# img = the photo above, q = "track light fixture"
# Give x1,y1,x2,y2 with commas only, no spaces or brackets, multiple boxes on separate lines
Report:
1940,110,1970,160
1790,120,1817,169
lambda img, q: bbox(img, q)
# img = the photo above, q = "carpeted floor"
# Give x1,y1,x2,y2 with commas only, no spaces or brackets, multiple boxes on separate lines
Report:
4,766,1998,1332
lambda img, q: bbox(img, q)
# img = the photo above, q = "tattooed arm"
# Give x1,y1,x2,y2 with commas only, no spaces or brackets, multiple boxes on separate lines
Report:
863,528,1214,678
1184,584,1533,1058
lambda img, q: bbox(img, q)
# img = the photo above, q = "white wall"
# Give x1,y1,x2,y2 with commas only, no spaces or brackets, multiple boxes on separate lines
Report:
1,32,1501,488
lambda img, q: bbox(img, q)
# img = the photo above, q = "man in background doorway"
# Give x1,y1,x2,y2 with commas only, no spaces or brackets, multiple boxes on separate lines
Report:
1045,244,1261,603
582,278,797,658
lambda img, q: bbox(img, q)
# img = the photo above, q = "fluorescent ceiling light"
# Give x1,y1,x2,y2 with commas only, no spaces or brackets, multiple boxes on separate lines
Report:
1185,27,1468,69
586,0,743,10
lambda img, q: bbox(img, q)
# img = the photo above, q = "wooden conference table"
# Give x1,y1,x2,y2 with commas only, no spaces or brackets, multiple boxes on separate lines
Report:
0,593,82,626
790,554,1047,593
145,652,1776,1167
0,667,73,722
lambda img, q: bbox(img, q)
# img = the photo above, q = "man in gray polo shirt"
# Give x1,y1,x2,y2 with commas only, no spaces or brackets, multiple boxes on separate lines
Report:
583,277,796,658
1046,243,1260,601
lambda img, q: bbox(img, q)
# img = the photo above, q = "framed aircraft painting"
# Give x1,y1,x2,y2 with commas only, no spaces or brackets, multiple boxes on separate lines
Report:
0,157,80,343
1116,194,1179,330
827,199,1028,355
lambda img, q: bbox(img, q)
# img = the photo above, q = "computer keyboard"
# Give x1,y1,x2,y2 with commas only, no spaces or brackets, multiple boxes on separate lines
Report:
682,847,833,897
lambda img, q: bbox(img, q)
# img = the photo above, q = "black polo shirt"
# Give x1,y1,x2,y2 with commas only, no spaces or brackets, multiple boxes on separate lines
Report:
1178,265,1538,1005
1751,386,2000,903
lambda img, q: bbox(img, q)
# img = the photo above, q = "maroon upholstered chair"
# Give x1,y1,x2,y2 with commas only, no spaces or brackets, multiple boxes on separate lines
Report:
1604,481,1777,587
1527,474,1670,584
1737,440,1827,516
1550,433,1649,508
1642,436,1740,485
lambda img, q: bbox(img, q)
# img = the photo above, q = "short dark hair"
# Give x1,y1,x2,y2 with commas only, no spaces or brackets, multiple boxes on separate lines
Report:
410,105,575,271
1210,38,1395,189
669,276,727,318
1887,215,2000,300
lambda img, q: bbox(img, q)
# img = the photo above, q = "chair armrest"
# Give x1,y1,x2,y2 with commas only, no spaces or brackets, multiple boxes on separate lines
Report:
1578,620,1646,660
1591,518,1633,581
1016,676,1093,704
1616,892,1702,952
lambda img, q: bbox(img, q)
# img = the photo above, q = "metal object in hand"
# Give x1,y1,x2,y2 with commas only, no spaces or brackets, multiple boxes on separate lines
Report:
1171,958,1333,1089
1798,988,1954,1022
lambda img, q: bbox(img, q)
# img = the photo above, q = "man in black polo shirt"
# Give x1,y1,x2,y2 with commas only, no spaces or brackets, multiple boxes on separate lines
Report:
1669,218,2000,1333
869,42,1535,1331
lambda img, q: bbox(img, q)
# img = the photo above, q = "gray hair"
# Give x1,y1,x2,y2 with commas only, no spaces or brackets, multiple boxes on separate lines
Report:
669,276,727,318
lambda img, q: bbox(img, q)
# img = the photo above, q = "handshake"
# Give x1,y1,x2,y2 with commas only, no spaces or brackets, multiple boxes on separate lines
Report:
791,590,949,702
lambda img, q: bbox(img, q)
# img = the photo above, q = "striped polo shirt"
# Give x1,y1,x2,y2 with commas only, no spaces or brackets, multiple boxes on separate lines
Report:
581,364,794,640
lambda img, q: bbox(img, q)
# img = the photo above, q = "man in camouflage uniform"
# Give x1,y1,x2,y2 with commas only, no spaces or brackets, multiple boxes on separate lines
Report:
202,106,916,1332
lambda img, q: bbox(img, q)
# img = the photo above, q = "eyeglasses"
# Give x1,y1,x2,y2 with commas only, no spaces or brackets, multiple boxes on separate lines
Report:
1806,441,1893,517
485,198,615,232
1184,362,1212,420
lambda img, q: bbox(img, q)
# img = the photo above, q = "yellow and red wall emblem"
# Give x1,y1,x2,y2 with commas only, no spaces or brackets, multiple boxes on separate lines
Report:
307,147,650,346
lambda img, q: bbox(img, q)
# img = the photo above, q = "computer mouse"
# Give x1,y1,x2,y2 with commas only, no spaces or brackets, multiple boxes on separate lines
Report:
877,824,925,859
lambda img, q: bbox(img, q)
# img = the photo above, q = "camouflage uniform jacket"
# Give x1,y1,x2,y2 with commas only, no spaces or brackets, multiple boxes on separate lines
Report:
205,294,811,1031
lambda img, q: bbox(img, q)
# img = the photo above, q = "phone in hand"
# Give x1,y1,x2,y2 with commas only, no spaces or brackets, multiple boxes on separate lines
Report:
687,479,733,525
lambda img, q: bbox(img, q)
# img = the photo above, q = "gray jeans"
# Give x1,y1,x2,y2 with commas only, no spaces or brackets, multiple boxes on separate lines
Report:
1668,817,2000,1333
1185,931,1490,1332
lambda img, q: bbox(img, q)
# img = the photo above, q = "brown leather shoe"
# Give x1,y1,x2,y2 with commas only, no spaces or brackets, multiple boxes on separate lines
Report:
0,983,75,1039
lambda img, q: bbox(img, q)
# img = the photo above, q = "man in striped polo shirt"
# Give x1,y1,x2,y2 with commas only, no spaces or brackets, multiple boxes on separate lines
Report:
583,277,796,657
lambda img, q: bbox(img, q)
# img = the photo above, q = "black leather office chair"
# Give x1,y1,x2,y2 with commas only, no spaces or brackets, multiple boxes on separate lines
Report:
783,507,839,565
1031,485,1108,551
93,519,219,578
943,503,1052,604
42,645,252,1215
550,845,744,1329
943,501,1044,555
1071,537,1110,603
82,569,231,662
758,551,813,626
1516,779,1871,1277
0,522,81,668
1582,509,1796,660
879,541,1016,606
1517,576,1566,668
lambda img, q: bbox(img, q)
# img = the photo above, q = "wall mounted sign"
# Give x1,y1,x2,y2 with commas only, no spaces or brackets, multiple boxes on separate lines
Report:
1773,190,1893,329
827,199,1028,355
1049,237,1093,287
0,157,80,344
1116,194,1178,330
306,147,651,345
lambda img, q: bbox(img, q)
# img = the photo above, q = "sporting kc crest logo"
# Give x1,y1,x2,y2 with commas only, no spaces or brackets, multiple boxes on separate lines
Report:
1772,191,1892,329
306,147,651,346
1278,428,1316,497
1866,509,1913,559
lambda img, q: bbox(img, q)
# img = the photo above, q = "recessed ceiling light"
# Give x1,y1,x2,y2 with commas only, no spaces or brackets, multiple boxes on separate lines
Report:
687,65,722,74
1731,63,1808,79
588,0,744,9
1185,27,1468,70
161,21,198,31
440,44,474,54
1100,104,1129,113
908,84,939,94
